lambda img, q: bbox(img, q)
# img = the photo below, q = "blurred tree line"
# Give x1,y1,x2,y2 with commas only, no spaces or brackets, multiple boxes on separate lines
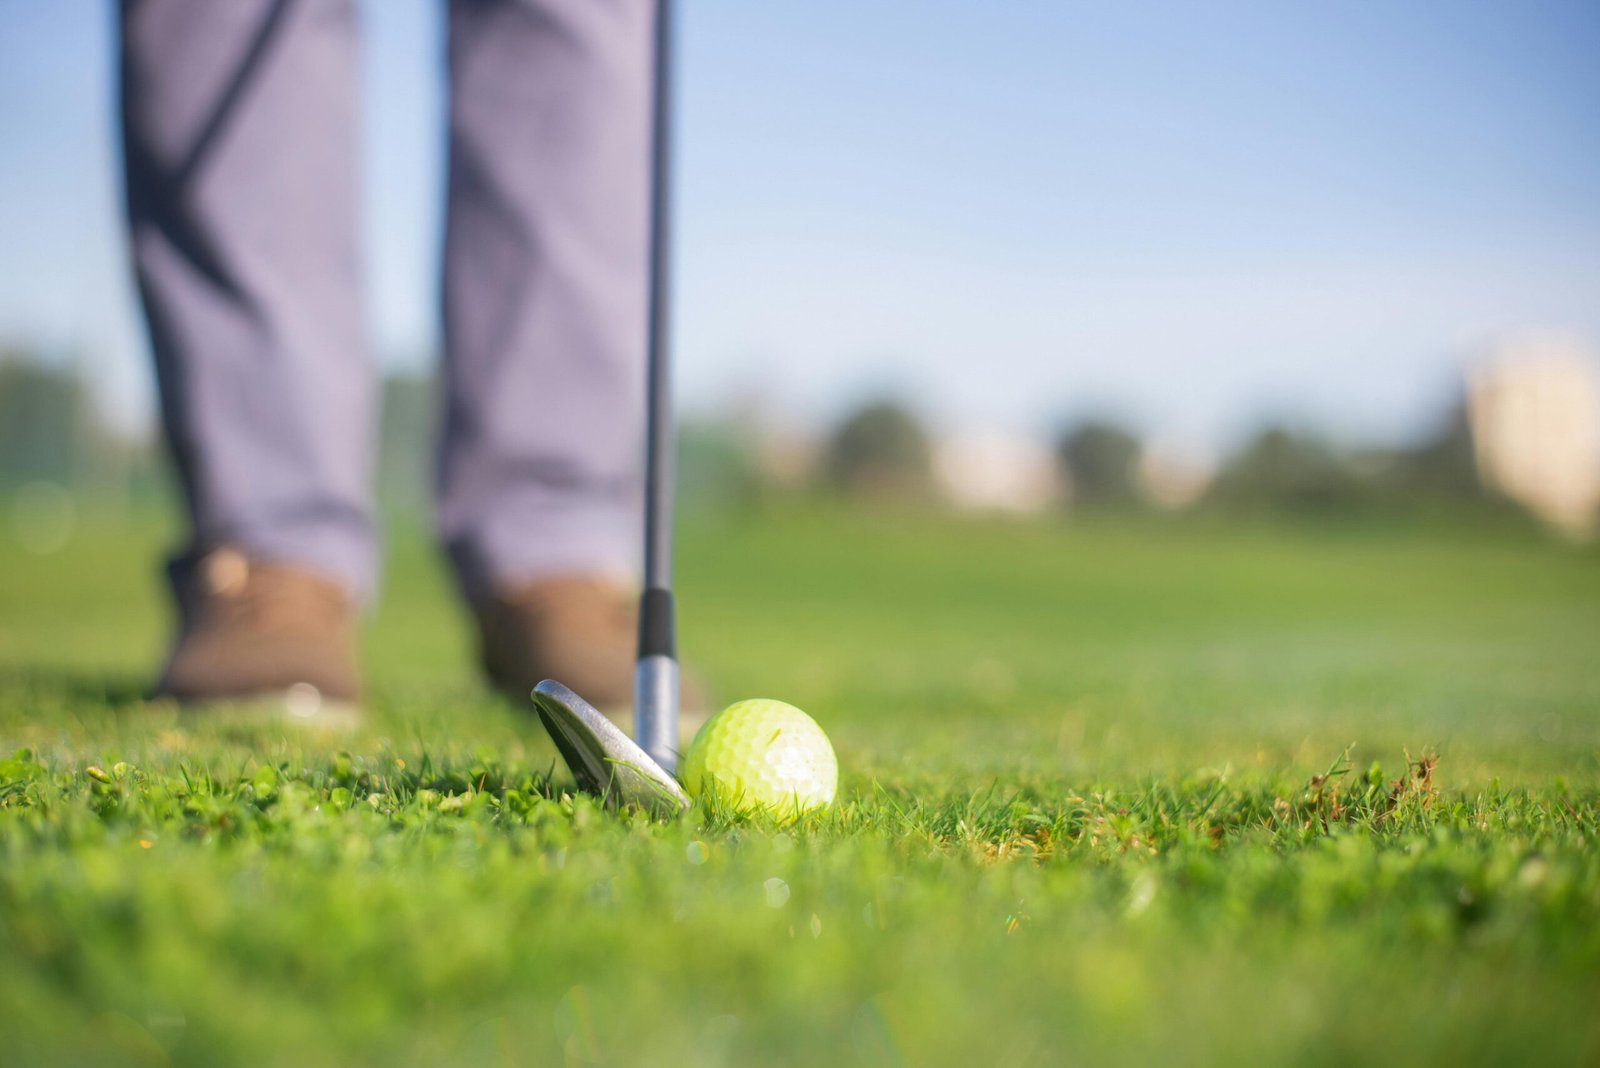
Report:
0,349,1516,526
737,397,1507,522
0,353,442,514
0,355,162,504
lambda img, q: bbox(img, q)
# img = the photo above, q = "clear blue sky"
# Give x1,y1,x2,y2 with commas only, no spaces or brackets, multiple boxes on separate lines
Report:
2,1,1598,449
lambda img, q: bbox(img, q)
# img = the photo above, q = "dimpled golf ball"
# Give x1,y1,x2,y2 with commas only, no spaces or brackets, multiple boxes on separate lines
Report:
681,699,838,815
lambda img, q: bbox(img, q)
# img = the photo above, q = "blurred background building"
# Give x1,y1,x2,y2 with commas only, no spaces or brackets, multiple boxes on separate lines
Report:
934,430,1060,514
1467,336,1600,539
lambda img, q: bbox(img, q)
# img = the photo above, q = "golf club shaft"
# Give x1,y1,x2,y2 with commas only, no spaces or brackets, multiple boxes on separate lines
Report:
636,0,677,771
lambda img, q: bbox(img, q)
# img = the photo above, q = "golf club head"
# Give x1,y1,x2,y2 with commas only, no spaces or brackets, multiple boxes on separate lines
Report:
531,678,690,818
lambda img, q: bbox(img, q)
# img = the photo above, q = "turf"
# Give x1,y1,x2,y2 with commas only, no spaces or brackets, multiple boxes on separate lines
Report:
1,507,1598,1066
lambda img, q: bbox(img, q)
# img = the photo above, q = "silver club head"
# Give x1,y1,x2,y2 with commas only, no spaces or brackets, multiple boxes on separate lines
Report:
530,678,690,817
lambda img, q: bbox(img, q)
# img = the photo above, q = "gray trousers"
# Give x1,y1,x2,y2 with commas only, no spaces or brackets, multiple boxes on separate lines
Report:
121,0,653,600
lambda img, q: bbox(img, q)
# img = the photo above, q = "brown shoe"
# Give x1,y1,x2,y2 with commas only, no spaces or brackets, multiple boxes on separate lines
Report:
474,574,706,713
155,549,361,715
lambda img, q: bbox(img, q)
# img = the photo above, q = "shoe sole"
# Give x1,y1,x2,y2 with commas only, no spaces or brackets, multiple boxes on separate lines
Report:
154,683,363,730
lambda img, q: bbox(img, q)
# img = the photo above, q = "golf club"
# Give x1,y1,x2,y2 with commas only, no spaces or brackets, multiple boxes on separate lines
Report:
531,0,687,814
634,0,679,775
530,679,688,817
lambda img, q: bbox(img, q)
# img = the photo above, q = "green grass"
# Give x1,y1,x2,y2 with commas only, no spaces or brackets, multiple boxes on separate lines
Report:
2,506,1598,1066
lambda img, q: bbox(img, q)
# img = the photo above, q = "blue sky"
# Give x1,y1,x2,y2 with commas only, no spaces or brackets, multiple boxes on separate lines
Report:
2,1,1598,449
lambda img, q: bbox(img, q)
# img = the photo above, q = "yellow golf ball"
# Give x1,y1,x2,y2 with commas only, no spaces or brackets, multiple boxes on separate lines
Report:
681,699,838,815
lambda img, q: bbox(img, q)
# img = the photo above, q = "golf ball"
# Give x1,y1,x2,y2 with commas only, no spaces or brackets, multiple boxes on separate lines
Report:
681,699,838,815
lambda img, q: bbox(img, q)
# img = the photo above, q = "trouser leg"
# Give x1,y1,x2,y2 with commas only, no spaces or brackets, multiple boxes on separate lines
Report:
121,0,376,597
439,0,654,599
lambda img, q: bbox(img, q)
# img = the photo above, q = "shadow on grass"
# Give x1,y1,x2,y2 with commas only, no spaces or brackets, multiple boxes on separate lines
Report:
0,665,155,708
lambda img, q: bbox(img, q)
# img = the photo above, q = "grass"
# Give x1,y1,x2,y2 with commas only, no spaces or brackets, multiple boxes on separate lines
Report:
1,505,1598,1066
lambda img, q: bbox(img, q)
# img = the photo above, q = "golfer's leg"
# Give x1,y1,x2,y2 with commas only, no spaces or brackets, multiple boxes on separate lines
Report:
122,0,376,597
440,0,652,597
